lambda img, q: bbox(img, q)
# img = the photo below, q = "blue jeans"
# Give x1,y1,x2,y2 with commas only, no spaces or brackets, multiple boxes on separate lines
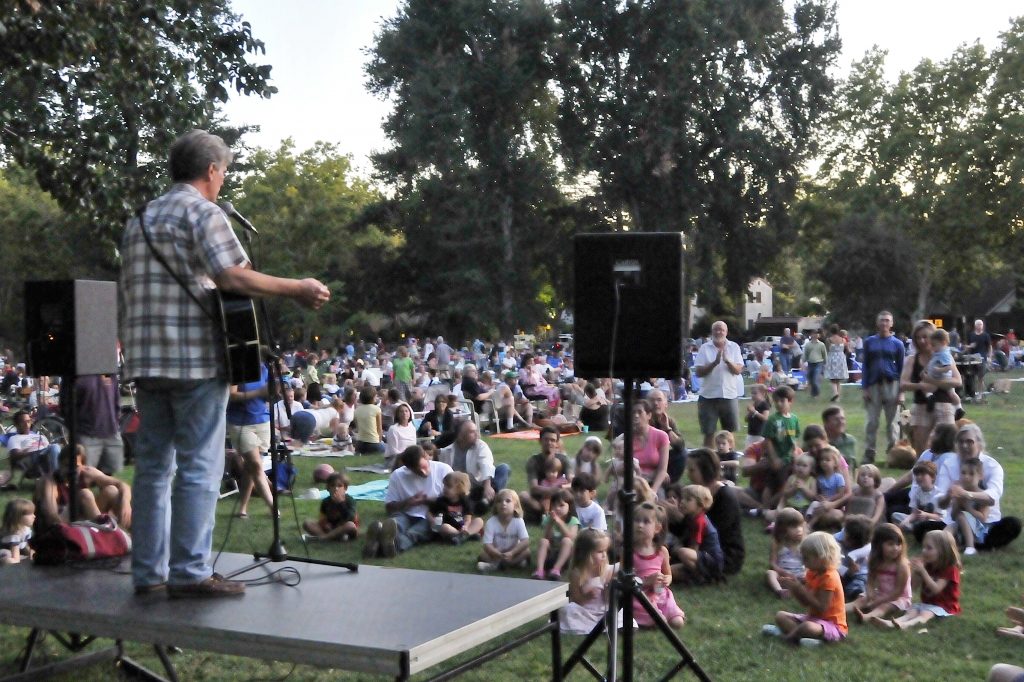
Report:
131,378,229,587
392,512,432,552
780,353,792,373
29,444,61,475
470,464,510,514
493,463,510,492
806,362,823,397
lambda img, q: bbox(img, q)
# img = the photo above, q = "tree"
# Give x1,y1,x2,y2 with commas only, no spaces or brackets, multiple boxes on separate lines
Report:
816,209,919,327
817,39,1014,319
232,141,388,347
0,0,275,248
0,167,112,347
365,0,570,339
551,0,841,312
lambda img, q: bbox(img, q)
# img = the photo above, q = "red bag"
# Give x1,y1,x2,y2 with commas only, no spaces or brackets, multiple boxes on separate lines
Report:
32,514,132,565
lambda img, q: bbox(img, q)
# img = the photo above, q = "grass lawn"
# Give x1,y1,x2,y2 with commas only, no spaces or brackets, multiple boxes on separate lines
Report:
3,375,1024,680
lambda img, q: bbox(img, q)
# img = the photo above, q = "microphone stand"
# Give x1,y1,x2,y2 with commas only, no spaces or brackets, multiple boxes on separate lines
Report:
226,230,356,580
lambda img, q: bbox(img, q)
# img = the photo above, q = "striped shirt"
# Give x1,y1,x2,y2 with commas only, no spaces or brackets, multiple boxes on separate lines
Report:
119,184,249,380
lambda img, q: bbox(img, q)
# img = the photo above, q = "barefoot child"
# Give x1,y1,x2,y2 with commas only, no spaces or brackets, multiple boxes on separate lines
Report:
632,502,685,629
849,523,912,625
302,473,358,542
764,531,848,646
533,489,578,580
881,529,961,630
766,507,806,598
559,528,619,634
478,489,530,572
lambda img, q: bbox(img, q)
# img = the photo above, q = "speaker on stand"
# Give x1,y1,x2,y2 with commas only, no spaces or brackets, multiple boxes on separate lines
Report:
567,233,708,682
25,279,119,521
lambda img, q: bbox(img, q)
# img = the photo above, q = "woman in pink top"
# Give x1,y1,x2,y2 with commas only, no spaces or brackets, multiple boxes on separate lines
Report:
631,400,670,496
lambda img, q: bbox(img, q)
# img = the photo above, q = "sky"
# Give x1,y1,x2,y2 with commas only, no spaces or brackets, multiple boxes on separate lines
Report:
220,1,1023,175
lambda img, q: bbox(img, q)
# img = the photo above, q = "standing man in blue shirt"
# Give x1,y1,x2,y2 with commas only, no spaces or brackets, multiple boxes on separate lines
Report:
861,310,904,464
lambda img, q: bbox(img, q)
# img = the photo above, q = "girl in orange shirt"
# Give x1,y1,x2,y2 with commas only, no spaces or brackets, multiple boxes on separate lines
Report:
764,531,848,646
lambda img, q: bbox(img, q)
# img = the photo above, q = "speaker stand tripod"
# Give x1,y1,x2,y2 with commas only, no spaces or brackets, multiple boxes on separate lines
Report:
561,379,709,682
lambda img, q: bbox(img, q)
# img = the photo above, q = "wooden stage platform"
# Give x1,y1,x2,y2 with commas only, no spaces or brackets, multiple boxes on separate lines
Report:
0,552,568,680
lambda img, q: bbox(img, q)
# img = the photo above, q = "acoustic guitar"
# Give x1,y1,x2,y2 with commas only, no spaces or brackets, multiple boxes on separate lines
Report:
214,291,263,385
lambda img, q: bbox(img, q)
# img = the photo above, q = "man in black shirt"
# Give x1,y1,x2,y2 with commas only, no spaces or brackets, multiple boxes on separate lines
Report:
967,318,993,389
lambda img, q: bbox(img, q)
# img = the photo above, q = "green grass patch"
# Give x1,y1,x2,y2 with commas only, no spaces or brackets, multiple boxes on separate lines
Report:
3,375,1024,680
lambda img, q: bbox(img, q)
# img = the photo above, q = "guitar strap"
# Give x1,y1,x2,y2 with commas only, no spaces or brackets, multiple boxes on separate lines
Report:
134,205,236,342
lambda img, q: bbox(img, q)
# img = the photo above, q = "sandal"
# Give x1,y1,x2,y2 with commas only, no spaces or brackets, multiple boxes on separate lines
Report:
236,512,249,519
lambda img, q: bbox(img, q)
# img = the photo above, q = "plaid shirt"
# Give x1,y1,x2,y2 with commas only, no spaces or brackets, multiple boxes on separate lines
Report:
119,184,249,380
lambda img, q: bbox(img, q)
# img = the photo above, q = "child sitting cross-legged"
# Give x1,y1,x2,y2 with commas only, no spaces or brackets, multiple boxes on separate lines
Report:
667,484,725,586
849,523,912,625
533,489,579,580
763,531,848,646
477,489,530,572
429,471,483,545
302,472,358,542
873,529,961,630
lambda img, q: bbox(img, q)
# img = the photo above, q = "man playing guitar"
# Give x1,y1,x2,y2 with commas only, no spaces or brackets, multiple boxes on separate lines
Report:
119,129,329,598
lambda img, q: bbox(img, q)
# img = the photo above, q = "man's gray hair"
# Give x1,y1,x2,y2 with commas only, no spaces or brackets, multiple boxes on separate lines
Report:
168,129,233,182
957,422,986,454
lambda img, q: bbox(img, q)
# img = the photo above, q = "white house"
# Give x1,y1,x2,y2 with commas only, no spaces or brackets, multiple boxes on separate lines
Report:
742,277,773,331
688,277,774,332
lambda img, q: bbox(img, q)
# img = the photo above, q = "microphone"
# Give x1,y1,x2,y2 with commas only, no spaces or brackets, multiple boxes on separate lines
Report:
218,201,258,235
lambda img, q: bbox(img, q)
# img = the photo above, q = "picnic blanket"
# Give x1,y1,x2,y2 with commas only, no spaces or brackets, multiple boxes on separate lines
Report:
346,464,391,475
489,429,541,440
290,440,356,458
330,478,389,501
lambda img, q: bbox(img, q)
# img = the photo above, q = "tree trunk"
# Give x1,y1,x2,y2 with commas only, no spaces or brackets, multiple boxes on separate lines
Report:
913,261,933,322
499,192,515,337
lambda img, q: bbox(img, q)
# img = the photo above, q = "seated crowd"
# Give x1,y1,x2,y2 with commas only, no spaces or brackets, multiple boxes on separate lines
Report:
2,328,1021,650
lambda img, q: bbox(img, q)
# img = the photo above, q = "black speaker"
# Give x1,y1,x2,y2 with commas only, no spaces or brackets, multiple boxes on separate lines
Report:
25,280,118,377
574,233,684,378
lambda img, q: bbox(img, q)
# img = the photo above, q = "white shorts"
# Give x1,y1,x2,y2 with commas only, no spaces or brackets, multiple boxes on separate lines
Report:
228,421,271,454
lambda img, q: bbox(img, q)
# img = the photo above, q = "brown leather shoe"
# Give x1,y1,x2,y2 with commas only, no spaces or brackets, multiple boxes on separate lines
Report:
167,573,245,599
